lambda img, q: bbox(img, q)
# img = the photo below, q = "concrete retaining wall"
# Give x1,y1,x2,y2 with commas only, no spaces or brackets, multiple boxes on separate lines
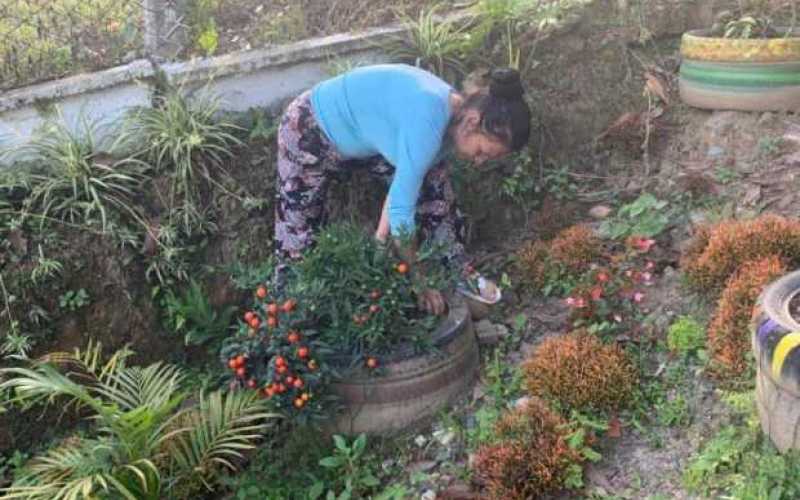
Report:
0,24,403,150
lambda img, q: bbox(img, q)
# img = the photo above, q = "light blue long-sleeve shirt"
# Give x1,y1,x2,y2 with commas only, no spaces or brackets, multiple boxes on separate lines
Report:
310,64,452,236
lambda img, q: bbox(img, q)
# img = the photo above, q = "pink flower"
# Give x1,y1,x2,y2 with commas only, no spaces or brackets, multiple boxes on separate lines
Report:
590,286,603,301
596,272,610,283
641,272,652,282
613,314,623,323
625,270,634,278
633,291,645,303
645,261,656,270
567,296,587,308
634,238,656,252
566,296,576,307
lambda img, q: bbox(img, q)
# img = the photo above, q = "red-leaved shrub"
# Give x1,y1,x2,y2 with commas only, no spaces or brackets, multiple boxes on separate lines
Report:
472,398,583,500
707,255,786,379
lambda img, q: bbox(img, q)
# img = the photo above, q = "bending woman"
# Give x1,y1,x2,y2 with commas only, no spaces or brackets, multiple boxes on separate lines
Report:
274,64,531,314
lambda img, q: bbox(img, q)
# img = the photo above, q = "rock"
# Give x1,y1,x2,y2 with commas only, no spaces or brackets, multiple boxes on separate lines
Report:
513,396,531,410
707,145,725,159
421,490,437,500
414,435,428,448
589,205,613,219
410,461,438,475
467,453,477,469
688,210,708,226
381,459,395,472
474,320,509,346
433,428,456,447
758,112,775,127
742,185,762,206
438,482,477,500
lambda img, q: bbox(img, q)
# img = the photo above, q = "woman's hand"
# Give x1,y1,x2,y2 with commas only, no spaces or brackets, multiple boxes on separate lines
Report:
418,289,447,316
375,196,390,243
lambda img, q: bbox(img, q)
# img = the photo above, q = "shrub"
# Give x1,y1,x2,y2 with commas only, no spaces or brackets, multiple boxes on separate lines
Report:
472,397,583,500
515,225,602,292
682,215,800,295
707,255,786,380
667,316,706,356
523,330,637,412
549,225,602,273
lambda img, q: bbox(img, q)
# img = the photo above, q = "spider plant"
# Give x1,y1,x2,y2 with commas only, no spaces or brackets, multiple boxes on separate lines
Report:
115,87,243,235
0,342,277,499
389,5,470,82
17,114,147,233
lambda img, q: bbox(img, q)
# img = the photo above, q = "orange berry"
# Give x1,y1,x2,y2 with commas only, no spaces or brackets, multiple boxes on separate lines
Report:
249,317,260,329
267,303,279,316
244,311,255,322
276,365,287,375
294,398,304,408
247,378,257,389
297,346,309,359
228,358,237,370
256,286,268,299
369,304,380,314
275,356,286,367
366,357,378,369
267,316,278,328
236,367,246,378
301,392,310,401
307,359,318,371
396,262,409,274
234,355,246,368
287,331,301,344
281,299,297,313
293,378,304,389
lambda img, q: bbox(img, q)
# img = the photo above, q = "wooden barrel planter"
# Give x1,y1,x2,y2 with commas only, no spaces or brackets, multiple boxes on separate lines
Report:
679,28,800,112
751,270,800,452
328,295,479,435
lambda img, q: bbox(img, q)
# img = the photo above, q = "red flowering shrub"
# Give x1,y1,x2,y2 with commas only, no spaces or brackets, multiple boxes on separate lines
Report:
707,255,786,379
523,330,638,412
682,215,800,295
472,398,583,500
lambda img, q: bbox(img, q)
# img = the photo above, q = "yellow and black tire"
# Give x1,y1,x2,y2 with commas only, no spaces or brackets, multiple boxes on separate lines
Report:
679,29,800,112
752,270,800,452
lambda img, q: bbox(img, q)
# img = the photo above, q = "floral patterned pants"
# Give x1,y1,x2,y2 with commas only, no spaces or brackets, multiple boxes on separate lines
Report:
274,91,467,288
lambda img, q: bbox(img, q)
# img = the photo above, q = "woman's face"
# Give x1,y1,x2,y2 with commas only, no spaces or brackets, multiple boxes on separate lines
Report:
451,108,510,166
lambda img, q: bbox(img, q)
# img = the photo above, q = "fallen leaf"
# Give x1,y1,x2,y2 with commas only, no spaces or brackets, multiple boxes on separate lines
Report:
645,71,670,104
607,416,622,438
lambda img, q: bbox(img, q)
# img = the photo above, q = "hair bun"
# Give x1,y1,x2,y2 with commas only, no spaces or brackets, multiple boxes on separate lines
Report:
489,68,524,100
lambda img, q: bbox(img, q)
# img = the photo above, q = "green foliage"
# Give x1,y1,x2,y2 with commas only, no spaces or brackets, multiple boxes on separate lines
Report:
116,86,243,235
667,316,706,357
485,350,524,406
16,115,146,233
161,279,236,347
0,342,277,499
280,222,458,355
560,411,606,488
683,390,800,499
190,0,220,56
599,193,670,240
57,288,89,312
311,435,381,500
390,5,470,83
467,405,502,450
29,246,63,285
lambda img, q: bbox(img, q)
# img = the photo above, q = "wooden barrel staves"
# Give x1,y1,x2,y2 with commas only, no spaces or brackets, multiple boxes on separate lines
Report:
329,296,479,435
679,29,800,112
752,270,800,452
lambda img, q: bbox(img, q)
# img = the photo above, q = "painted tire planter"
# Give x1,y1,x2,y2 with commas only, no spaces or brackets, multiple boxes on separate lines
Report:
752,270,800,452
328,295,478,435
679,28,800,112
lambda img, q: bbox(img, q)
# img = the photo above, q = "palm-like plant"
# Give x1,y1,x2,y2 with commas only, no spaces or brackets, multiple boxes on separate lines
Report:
0,342,277,499
18,116,147,233
115,88,243,235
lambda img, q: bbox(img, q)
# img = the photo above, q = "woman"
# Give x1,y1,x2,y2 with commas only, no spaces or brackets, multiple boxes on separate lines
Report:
274,64,531,314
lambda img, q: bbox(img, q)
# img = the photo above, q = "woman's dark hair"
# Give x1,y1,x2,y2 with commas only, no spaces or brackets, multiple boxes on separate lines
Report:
462,67,531,151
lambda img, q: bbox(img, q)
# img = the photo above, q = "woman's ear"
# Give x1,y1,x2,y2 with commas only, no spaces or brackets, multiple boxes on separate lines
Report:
462,108,482,131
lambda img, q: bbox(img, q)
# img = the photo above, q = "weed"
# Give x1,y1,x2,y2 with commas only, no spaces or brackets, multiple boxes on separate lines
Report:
161,279,236,348
599,193,670,240
311,434,381,499
666,315,705,357
58,288,90,312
